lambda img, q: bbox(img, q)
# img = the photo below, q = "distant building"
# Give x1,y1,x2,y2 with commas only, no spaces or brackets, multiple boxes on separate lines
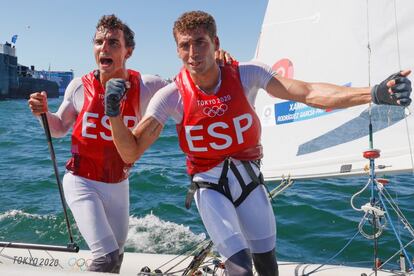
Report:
0,43,59,100
33,70,74,95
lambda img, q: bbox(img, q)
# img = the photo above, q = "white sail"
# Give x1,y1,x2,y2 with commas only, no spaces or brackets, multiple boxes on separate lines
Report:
255,0,414,180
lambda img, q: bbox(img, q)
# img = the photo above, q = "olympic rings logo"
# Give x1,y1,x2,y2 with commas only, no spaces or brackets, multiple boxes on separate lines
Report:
68,257,93,271
203,104,228,117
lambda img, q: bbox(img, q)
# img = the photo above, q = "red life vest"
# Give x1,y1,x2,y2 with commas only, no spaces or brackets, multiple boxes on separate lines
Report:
176,62,263,175
65,70,141,183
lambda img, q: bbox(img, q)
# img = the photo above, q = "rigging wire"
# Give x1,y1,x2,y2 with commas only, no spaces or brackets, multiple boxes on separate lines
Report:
364,2,380,274
365,0,372,147
381,188,414,236
391,0,414,253
376,239,414,272
395,0,412,239
392,0,414,175
303,229,361,275
376,185,413,270
392,0,402,71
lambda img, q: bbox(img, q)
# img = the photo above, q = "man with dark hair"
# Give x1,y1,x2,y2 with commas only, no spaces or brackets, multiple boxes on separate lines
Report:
28,14,152,273
107,10,411,276
28,14,232,273
97,14,135,49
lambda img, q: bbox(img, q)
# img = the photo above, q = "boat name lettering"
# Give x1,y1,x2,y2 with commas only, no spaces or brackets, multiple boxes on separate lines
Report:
197,95,231,106
13,256,60,266
289,102,307,111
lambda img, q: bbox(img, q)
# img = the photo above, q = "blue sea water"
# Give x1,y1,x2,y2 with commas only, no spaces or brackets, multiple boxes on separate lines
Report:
0,97,413,270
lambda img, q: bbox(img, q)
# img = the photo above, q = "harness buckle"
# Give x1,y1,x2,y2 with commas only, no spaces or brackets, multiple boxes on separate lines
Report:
185,182,198,209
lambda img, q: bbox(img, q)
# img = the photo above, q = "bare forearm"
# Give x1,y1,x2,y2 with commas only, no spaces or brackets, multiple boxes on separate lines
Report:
37,112,74,138
109,116,141,164
267,76,371,109
131,116,164,157
305,83,371,109
29,91,75,137
109,115,163,164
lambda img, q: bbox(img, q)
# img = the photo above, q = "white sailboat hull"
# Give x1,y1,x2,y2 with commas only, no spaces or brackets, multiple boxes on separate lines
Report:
0,247,404,275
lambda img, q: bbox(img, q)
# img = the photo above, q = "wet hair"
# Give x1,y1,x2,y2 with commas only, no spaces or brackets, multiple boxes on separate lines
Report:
95,14,135,49
173,10,217,42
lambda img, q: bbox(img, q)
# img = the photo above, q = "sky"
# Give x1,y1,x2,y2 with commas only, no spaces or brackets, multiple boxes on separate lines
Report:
0,0,268,79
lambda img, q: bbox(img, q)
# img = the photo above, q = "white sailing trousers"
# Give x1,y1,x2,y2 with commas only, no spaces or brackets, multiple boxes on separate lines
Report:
62,173,129,259
194,160,276,260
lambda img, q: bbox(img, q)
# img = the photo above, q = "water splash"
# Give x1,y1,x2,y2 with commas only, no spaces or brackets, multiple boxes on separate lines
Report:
0,209,52,221
126,212,206,254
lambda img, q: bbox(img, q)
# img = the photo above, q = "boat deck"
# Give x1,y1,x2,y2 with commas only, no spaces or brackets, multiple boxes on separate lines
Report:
0,248,406,275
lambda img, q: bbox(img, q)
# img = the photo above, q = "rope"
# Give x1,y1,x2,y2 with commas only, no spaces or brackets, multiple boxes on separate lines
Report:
161,240,211,274
154,240,207,271
303,229,360,275
350,177,371,211
182,241,213,276
136,240,222,276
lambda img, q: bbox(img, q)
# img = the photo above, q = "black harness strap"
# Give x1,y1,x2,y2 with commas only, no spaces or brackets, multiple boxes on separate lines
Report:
185,159,231,209
219,159,232,201
243,160,275,204
229,161,245,187
241,160,263,184
231,161,264,207
185,159,266,208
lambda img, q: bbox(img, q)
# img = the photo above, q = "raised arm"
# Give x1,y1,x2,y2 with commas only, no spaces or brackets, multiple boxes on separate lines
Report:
266,70,412,109
105,78,164,164
109,114,163,164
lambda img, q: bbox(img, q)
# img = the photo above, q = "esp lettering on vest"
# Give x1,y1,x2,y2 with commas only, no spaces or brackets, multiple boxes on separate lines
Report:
185,113,252,152
81,112,138,141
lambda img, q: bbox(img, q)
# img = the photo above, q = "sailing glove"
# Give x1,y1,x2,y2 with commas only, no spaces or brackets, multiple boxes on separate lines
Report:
371,72,412,106
105,78,128,117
